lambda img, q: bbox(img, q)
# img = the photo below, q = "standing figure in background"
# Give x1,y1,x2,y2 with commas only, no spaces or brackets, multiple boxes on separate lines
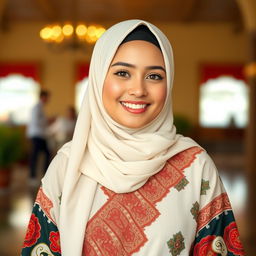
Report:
27,89,51,184
48,106,77,152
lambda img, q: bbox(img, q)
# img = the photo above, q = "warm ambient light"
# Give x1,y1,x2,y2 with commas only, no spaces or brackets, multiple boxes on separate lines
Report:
39,22,106,50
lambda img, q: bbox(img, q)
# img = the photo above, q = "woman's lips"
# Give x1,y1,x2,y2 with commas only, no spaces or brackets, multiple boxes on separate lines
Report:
120,101,149,114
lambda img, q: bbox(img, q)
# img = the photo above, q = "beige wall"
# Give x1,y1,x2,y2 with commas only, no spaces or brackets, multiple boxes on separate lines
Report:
0,21,248,124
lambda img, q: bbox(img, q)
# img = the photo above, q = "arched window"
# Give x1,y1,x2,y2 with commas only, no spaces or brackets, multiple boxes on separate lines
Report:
199,76,248,128
0,74,39,124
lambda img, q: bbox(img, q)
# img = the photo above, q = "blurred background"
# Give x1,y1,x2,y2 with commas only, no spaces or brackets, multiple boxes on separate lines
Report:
0,0,256,255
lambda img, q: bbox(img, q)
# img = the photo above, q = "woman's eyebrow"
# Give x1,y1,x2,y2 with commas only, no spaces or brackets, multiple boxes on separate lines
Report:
111,62,166,73
146,66,166,73
111,62,135,68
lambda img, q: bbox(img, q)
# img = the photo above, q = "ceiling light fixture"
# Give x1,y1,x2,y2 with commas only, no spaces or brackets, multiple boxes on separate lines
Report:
39,22,106,51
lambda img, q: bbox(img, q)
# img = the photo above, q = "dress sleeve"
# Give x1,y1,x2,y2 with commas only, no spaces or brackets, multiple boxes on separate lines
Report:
21,152,68,256
191,152,245,256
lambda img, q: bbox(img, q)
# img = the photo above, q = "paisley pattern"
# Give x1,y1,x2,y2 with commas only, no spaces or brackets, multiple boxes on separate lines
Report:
212,236,227,256
193,210,245,256
31,243,54,256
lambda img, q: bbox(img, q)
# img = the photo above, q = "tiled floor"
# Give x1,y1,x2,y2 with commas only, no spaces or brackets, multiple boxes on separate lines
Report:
0,166,37,256
0,151,254,255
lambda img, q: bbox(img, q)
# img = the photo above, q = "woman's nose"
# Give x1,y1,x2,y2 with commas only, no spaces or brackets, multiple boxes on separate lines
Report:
128,78,148,97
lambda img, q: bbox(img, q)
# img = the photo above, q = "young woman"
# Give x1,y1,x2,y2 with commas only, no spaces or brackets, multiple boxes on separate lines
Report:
21,20,244,256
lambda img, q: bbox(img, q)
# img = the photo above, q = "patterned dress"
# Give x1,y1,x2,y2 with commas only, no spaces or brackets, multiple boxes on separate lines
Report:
21,147,245,256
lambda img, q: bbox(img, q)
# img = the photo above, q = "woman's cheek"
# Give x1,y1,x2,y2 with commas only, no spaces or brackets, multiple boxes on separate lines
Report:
153,84,167,102
104,80,124,99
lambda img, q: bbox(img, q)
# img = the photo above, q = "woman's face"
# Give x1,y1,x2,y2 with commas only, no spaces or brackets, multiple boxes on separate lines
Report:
103,40,167,129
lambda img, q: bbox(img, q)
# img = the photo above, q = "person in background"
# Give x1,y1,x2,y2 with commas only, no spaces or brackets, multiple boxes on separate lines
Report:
22,20,244,256
26,89,51,184
48,106,77,152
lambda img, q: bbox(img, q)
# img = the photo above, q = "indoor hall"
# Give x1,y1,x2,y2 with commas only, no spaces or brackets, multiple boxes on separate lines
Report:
0,0,255,255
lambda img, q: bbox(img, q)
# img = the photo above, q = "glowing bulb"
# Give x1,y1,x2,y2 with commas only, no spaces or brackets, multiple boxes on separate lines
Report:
63,24,74,36
52,25,62,39
87,25,96,37
40,27,52,40
76,24,87,37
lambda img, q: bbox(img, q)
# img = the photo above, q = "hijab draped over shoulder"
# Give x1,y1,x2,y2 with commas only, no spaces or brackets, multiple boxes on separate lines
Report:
58,19,198,255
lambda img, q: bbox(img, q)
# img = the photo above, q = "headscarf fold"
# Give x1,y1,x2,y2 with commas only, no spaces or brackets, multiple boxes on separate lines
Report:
58,19,198,255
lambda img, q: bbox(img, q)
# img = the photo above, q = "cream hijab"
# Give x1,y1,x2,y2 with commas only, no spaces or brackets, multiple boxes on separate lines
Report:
58,19,198,255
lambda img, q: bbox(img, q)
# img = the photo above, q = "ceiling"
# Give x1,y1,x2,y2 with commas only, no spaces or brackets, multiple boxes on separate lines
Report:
0,0,242,29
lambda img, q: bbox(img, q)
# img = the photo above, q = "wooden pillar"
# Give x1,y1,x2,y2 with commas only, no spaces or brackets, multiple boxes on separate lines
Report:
237,0,256,254
244,34,256,254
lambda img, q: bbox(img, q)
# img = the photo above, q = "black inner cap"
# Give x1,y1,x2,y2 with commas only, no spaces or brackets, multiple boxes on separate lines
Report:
121,25,161,50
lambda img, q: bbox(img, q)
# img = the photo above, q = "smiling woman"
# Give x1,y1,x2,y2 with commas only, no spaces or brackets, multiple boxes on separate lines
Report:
103,40,167,128
21,20,244,256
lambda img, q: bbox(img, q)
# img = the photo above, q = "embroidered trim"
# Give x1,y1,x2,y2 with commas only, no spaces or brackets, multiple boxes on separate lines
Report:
35,187,55,224
84,147,203,255
197,193,232,232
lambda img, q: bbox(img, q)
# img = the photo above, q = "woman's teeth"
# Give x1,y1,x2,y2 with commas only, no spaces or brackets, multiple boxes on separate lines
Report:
121,102,147,109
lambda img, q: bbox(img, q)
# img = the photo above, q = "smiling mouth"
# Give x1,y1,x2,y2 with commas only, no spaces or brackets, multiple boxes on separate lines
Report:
120,101,149,113
121,101,147,109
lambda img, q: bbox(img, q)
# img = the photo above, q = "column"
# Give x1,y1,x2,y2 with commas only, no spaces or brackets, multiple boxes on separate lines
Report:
236,0,256,254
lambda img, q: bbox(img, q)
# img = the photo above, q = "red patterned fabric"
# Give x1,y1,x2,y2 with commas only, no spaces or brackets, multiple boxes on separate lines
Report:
193,235,217,256
49,231,61,253
197,193,232,232
83,147,203,255
35,187,55,224
23,214,41,248
21,191,61,255
224,222,245,256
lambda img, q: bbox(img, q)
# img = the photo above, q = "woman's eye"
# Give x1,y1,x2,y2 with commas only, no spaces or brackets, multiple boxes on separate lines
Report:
147,73,163,80
114,71,130,78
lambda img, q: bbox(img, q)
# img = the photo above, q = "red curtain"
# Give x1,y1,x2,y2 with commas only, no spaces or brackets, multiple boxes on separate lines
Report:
200,64,245,84
0,63,40,81
77,63,90,81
